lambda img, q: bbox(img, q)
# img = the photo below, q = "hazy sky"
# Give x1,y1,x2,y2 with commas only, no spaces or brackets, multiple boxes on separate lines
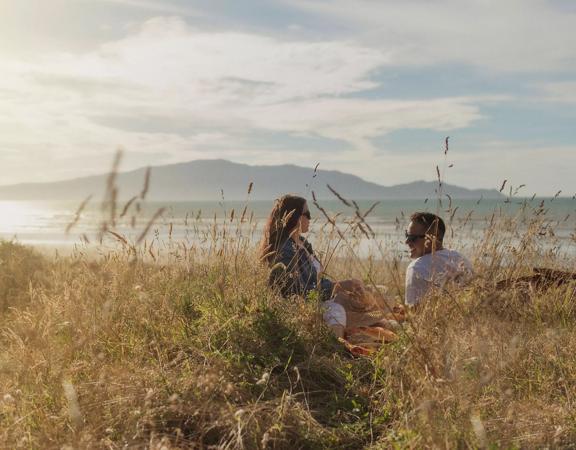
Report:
1,0,575,195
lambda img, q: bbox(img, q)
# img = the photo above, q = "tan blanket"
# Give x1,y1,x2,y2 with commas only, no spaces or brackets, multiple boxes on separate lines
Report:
340,326,399,356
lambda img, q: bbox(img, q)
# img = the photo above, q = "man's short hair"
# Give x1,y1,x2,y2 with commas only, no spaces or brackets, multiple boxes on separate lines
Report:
410,212,445,242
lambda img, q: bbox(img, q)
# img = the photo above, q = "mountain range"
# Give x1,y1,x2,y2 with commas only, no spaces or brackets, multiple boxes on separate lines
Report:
0,159,502,201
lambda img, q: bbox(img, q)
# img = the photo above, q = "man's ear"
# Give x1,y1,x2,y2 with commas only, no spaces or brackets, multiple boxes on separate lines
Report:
423,234,430,248
424,234,434,250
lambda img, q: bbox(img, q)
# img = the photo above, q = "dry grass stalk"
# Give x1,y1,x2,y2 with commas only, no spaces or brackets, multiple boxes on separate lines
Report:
327,184,352,207
107,230,129,246
140,167,151,200
136,207,166,245
65,195,92,234
120,196,137,218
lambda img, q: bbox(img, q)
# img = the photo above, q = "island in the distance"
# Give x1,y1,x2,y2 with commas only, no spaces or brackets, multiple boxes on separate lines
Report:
0,159,503,201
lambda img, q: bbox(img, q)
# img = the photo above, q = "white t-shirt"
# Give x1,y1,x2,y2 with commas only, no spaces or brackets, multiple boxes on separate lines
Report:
405,249,473,306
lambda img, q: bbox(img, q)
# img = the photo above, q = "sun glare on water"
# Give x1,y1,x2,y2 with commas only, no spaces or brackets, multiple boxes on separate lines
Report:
0,201,46,234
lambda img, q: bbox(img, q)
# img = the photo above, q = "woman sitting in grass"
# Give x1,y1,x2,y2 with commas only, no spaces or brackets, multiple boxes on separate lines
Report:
260,194,405,348
260,194,334,301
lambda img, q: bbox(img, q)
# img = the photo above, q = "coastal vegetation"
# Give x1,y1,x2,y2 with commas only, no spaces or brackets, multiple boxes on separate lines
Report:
0,178,575,449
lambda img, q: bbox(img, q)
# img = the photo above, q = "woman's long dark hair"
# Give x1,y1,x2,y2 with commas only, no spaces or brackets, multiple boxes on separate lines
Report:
260,194,307,264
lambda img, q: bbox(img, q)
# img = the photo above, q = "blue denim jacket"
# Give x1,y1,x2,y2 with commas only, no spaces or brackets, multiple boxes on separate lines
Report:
268,237,334,301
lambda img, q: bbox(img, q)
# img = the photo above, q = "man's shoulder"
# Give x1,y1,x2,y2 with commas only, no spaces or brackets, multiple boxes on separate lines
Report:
408,249,469,272
435,249,474,275
441,248,464,257
407,255,431,275
441,249,471,264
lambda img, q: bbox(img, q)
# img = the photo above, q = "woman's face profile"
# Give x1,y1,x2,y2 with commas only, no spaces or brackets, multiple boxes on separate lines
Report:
299,202,310,234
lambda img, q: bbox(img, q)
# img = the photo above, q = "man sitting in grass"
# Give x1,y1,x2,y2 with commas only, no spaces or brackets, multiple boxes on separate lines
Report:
404,212,473,307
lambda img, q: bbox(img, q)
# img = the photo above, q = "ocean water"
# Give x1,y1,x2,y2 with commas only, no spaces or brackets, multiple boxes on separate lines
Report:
0,197,575,260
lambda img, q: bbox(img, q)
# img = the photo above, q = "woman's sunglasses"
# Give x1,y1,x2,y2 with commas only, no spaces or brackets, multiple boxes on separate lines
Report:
405,232,426,243
302,210,311,219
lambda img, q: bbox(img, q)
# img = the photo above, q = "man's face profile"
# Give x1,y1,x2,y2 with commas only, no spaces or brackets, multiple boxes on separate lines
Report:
405,220,428,259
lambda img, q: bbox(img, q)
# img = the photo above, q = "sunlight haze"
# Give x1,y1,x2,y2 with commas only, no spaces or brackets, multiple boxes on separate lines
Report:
1,0,575,195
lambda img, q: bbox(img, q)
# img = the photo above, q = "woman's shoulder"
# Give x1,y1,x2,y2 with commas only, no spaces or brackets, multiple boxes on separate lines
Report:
274,238,297,261
280,237,297,251
300,237,314,253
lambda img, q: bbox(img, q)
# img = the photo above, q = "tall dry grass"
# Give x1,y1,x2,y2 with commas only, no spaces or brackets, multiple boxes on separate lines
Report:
0,158,575,448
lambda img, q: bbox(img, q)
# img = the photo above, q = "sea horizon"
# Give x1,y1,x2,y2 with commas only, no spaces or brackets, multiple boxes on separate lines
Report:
1,197,574,260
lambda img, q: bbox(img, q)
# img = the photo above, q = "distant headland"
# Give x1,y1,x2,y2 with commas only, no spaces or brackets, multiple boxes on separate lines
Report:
0,159,503,201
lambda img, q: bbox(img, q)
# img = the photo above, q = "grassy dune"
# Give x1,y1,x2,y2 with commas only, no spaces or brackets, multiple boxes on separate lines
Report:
0,195,575,449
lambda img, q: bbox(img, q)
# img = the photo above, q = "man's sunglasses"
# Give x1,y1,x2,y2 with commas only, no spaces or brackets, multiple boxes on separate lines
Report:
302,210,311,219
405,232,426,243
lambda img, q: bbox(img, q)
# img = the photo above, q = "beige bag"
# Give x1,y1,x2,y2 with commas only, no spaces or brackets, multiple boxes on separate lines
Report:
332,279,388,328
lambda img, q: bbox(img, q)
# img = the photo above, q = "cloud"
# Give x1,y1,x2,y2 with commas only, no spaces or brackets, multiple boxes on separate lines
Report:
285,0,576,73
538,81,576,104
237,97,484,158
85,0,201,16
346,141,576,196
57,16,389,101
442,143,576,196
0,16,494,184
